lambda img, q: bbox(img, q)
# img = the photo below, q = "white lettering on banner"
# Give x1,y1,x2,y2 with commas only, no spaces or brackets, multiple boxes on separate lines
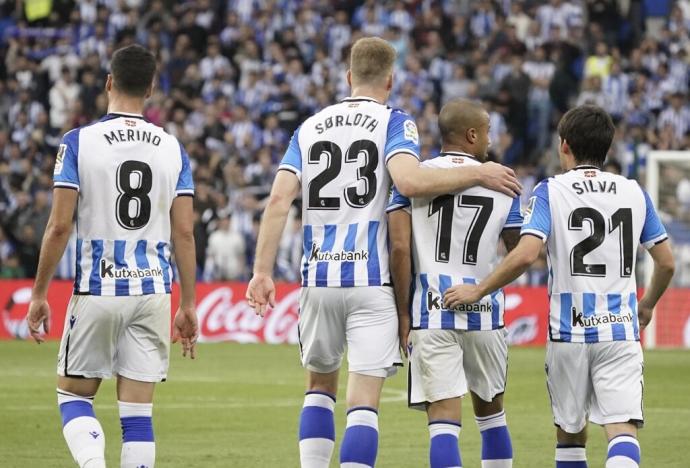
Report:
684,317,690,348
196,286,299,344
1,286,31,339
505,316,539,345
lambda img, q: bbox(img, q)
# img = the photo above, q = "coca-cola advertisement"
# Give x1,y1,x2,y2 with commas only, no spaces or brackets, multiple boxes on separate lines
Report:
1,280,687,347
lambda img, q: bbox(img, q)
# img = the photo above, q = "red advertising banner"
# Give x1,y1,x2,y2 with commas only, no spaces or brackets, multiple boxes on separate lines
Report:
1,280,687,347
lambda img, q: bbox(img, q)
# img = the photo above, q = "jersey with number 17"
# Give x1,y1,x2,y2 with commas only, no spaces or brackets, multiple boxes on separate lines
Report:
278,97,420,288
53,112,194,296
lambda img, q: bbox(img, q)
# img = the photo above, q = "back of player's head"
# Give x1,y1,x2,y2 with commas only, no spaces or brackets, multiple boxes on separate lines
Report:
349,37,396,88
557,105,615,166
438,98,488,145
110,44,156,97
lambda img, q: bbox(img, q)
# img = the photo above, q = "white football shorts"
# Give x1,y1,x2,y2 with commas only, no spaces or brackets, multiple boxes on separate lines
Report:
545,340,644,433
408,328,508,410
298,286,402,378
57,294,171,382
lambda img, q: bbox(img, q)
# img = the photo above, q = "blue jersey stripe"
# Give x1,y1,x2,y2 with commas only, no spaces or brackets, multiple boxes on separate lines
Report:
438,274,455,329
340,223,357,287
463,278,481,330
491,290,500,329
135,240,155,294
315,225,337,287
367,221,381,286
583,292,599,343
608,293,627,341
559,293,573,342
302,225,313,287
74,239,83,291
629,292,639,340
89,240,103,295
419,274,429,329
114,240,129,296
156,242,171,294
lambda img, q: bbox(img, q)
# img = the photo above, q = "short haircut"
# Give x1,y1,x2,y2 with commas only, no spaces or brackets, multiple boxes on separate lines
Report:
110,44,156,97
438,98,487,144
349,37,396,87
557,105,615,166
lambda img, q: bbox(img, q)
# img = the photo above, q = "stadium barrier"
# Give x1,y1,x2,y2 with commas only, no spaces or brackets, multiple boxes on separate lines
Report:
1,280,689,348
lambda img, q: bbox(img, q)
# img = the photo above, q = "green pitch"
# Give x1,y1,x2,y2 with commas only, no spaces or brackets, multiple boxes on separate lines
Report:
1,341,688,467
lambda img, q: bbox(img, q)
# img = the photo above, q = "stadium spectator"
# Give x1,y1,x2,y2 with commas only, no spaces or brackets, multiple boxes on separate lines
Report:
204,215,247,281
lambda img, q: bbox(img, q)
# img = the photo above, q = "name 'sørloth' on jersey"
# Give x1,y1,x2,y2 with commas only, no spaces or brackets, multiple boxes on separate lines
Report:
53,112,195,296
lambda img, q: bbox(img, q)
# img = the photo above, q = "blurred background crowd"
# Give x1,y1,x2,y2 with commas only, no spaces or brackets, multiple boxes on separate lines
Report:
0,0,689,285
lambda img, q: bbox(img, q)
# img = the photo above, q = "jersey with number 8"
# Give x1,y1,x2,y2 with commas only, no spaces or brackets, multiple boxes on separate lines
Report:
53,113,194,296
279,97,420,288
521,166,667,343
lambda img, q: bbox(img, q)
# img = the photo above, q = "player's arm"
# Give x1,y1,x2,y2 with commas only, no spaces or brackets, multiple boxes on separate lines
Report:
500,228,521,252
388,154,521,198
500,196,524,253
387,202,413,357
171,195,198,358
27,188,77,342
247,170,300,316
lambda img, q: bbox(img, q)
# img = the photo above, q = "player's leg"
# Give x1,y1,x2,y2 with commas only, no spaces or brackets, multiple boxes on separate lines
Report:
340,286,401,468
546,342,591,468
298,287,347,468
410,329,466,468
589,341,644,468
463,329,512,467
115,294,171,468
57,295,120,468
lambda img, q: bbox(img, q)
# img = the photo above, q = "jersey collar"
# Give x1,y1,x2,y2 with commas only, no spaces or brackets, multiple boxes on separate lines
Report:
103,111,147,120
439,151,479,161
573,165,601,171
342,96,380,104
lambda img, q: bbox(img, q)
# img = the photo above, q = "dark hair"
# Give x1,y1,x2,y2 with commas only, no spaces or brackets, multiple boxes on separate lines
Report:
110,44,156,97
557,105,615,166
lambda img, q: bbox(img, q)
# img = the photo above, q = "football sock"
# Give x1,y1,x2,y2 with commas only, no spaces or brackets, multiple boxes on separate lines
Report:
298,391,336,468
476,410,513,467
119,401,155,468
58,388,106,468
340,406,379,468
555,444,588,467
605,434,640,468
429,420,462,468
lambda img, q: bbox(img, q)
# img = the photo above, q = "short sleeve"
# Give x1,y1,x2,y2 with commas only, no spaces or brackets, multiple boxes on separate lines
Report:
176,142,195,196
640,189,668,249
521,180,551,242
504,196,523,229
53,129,80,190
384,110,420,164
278,126,302,181
386,186,411,213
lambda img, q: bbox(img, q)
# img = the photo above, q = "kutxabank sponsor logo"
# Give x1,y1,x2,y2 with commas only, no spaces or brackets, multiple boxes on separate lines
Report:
100,259,163,279
309,242,368,262
426,291,492,313
571,306,633,327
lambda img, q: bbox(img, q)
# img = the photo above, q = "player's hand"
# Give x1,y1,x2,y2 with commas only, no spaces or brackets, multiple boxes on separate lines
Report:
443,284,483,309
172,305,198,359
398,313,411,358
637,298,654,330
26,299,51,344
478,162,522,197
246,273,276,317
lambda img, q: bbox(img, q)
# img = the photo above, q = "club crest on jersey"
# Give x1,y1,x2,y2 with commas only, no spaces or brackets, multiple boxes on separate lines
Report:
309,242,368,262
403,120,418,145
53,144,66,175
100,259,163,279
523,196,536,223
571,306,633,327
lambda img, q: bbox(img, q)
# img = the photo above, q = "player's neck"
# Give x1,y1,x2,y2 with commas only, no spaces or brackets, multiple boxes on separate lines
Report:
107,96,145,116
349,87,387,104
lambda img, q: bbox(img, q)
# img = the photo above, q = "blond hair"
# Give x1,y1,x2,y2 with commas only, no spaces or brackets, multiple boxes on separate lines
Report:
349,37,396,87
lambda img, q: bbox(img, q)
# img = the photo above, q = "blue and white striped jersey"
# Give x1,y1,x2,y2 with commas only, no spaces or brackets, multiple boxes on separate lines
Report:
279,97,420,287
387,152,523,330
521,166,667,343
53,112,194,296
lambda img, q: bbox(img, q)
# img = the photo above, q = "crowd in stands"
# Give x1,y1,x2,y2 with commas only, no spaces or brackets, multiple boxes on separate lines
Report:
0,0,689,285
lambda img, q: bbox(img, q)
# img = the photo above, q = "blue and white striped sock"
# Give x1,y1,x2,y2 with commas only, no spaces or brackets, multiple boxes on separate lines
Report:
555,444,588,467
119,401,155,468
606,434,640,468
340,407,379,468
57,389,106,468
429,420,462,468
298,392,336,468
476,410,513,467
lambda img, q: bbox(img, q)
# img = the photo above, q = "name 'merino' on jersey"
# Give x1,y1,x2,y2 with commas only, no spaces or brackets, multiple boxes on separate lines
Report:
521,166,668,343
278,97,420,287
53,112,194,296
387,152,523,331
